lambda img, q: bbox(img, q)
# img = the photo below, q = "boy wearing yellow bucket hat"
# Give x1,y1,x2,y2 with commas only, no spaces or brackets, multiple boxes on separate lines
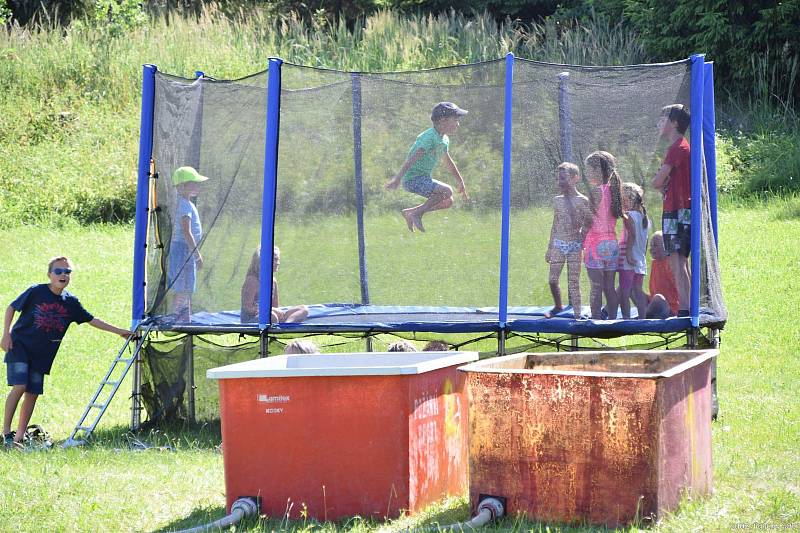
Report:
169,166,208,322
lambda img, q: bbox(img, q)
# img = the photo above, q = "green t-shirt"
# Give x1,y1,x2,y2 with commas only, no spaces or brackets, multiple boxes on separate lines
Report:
401,127,449,183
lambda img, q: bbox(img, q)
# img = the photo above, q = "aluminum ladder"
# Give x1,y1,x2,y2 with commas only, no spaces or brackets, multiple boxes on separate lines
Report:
62,324,153,448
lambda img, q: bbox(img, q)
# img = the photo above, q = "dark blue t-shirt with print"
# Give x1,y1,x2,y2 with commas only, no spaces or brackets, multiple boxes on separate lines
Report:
4,284,94,374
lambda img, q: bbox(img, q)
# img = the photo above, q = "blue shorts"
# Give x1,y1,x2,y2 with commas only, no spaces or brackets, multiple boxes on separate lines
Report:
6,361,45,395
402,176,448,198
168,240,197,293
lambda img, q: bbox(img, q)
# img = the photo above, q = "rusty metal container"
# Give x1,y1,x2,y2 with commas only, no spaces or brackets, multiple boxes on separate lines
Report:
459,349,717,526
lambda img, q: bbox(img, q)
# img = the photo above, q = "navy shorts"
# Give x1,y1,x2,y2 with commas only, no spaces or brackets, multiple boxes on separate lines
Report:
6,361,45,395
662,209,691,257
402,176,448,198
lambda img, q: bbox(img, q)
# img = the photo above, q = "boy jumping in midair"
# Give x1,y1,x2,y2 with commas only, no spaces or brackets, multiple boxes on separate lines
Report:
385,102,469,233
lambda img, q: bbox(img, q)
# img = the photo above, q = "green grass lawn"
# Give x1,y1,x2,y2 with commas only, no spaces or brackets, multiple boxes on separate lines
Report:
0,198,798,531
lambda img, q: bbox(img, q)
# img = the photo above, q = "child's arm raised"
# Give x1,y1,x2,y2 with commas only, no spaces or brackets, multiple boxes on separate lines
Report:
89,318,132,339
1,305,16,352
386,148,425,190
444,153,468,201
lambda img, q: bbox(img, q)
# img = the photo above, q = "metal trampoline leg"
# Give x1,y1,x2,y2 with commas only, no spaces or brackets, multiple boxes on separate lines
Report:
498,330,506,356
259,332,269,358
687,327,699,348
131,336,143,431
710,328,720,420
187,335,196,425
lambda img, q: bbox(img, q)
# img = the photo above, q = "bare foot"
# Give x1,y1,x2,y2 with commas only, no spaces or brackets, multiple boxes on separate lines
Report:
401,209,415,232
544,306,563,319
411,213,425,233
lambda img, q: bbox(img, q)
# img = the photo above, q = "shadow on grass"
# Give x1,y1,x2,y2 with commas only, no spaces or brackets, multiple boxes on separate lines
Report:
73,419,223,452
152,504,228,533
152,496,472,532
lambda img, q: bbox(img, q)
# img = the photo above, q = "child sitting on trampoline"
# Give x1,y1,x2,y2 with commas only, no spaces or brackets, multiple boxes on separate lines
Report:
2,256,131,447
544,162,593,319
583,151,625,320
169,166,208,322
385,102,469,233
645,231,680,319
241,246,308,324
617,183,650,319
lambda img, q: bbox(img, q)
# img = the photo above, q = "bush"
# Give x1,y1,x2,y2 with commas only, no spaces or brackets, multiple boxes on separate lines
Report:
716,128,800,195
621,0,799,109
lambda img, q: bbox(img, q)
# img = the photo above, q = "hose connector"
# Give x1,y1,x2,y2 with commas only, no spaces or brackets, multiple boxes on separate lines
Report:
477,496,505,520
231,497,259,517
173,496,259,533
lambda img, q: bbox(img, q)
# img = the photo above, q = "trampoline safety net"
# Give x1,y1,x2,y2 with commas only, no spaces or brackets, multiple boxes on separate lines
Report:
143,58,726,332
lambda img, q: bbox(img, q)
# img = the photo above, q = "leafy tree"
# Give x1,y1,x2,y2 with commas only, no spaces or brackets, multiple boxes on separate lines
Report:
621,0,799,105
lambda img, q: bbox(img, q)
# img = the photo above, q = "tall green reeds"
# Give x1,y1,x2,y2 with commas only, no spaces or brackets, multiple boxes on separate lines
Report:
0,8,652,226
3,6,797,225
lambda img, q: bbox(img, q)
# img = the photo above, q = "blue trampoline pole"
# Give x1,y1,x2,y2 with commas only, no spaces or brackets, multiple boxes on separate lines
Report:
259,58,282,331
131,64,157,330
689,54,705,328
558,72,574,163
351,73,370,308
498,53,515,329
703,62,719,251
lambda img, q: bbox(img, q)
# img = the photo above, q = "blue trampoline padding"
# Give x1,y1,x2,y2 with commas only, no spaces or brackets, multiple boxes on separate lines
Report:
155,303,721,335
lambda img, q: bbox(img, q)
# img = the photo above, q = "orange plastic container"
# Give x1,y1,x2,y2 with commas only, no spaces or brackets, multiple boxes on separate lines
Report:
459,349,717,526
207,351,477,520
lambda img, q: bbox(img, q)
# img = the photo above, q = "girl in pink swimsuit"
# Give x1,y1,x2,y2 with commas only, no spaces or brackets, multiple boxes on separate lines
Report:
583,151,624,319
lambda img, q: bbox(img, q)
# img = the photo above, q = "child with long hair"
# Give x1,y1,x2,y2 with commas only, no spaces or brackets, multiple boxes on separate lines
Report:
582,151,624,319
240,246,308,324
617,183,650,319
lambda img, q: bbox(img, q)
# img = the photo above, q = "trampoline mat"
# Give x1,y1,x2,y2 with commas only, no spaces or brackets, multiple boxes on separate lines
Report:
146,304,723,335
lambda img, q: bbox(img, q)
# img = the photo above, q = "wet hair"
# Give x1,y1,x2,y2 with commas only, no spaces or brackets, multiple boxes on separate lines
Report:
584,151,623,219
284,339,319,355
48,256,73,273
622,182,648,229
245,245,280,279
387,340,418,352
557,162,579,177
422,340,449,352
245,247,260,278
661,104,691,134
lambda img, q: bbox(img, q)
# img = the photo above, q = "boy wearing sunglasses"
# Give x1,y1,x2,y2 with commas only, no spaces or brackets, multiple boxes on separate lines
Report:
1,256,131,447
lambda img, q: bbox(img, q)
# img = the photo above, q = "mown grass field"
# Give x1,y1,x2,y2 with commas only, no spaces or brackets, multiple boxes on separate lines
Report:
1,6,799,531
0,197,798,531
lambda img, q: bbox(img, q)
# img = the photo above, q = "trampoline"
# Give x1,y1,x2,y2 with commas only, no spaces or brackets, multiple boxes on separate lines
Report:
132,54,725,338
125,54,727,427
